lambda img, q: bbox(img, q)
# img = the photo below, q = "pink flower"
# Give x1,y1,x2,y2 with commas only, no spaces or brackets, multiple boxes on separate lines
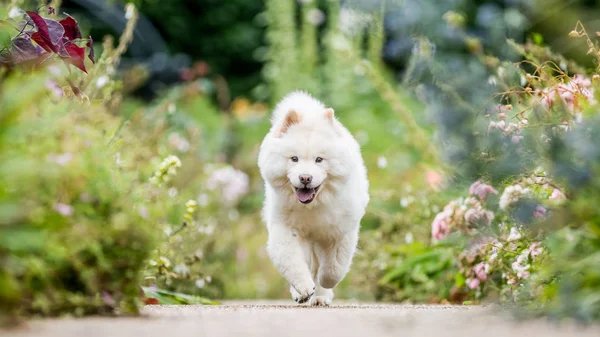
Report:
426,170,443,190
488,120,506,132
45,80,63,98
550,189,566,200
47,153,73,166
473,262,488,281
431,210,451,241
528,242,543,257
466,278,480,289
511,135,524,144
533,205,547,219
469,181,498,201
54,203,74,216
236,248,249,262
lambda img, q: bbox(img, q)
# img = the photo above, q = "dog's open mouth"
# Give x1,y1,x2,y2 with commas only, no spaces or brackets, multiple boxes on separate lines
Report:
294,186,320,204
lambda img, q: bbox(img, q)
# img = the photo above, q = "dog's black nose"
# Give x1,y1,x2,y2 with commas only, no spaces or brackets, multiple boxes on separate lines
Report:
299,174,312,185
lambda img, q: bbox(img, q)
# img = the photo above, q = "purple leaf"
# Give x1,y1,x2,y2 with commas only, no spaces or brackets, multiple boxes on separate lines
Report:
10,36,44,64
86,35,95,63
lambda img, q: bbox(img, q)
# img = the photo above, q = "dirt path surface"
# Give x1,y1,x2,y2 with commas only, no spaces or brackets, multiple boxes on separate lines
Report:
4,301,600,337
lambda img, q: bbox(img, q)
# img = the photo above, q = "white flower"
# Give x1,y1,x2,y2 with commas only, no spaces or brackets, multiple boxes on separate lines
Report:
47,153,73,166
195,279,206,288
96,75,109,88
507,227,522,242
511,252,531,279
306,8,325,25
377,156,388,169
488,120,506,132
8,7,23,18
174,264,190,276
197,193,210,207
499,184,529,210
339,8,371,36
137,205,149,219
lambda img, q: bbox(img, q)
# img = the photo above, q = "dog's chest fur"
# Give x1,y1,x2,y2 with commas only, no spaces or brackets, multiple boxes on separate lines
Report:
283,201,354,242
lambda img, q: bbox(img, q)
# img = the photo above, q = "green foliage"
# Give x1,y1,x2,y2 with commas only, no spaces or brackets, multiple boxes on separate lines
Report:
126,0,265,98
379,242,459,303
0,69,156,317
141,287,218,305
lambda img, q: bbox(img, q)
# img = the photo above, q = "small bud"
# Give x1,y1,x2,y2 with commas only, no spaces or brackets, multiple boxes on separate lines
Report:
568,30,580,38
498,112,506,119
505,104,513,111
587,48,595,55
593,74,600,82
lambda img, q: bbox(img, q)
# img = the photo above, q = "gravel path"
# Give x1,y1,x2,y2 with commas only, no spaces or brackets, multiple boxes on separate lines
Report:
3,301,600,337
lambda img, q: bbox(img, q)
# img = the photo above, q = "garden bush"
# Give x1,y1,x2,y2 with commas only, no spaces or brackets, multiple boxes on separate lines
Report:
0,3,229,318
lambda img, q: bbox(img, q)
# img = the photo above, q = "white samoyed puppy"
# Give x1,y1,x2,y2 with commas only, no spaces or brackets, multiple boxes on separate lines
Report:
258,91,370,306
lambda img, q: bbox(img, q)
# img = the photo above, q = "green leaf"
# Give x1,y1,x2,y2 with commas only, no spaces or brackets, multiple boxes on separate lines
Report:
380,250,444,284
531,32,543,45
142,287,219,305
455,272,466,288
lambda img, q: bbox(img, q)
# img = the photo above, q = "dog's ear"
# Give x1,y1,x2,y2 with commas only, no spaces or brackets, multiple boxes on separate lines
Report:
277,109,302,137
324,108,335,119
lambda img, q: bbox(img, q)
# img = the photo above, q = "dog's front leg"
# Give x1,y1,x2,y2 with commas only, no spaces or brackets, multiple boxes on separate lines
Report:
316,229,358,289
266,225,315,303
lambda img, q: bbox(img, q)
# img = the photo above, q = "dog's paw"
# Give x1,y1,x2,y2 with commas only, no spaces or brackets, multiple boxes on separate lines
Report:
309,295,332,307
290,282,315,304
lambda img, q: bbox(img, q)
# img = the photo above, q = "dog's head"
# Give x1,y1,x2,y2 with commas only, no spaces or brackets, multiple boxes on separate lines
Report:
259,108,351,205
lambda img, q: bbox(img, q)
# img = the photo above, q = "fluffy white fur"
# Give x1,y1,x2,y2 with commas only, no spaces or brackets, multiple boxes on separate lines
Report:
258,91,369,306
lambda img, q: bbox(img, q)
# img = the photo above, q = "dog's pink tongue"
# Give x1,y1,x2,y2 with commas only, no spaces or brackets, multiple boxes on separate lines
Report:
296,188,314,202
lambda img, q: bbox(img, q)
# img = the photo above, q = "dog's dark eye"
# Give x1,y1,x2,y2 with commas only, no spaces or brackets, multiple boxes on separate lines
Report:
315,157,323,163
291,156,299,162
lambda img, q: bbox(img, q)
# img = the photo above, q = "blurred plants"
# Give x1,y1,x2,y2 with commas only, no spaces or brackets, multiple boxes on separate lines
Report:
374,14,600,322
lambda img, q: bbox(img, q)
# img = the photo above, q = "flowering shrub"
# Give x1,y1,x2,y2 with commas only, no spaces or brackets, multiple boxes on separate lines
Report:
380,179,551,304
375,17,600,322
0,3,249,318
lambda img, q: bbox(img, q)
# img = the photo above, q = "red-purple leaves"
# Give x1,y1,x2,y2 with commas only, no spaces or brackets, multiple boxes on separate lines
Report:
3,10,94,73
26,11,64,53
59,15,81,41
64,44,87,73
86,35,95,63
